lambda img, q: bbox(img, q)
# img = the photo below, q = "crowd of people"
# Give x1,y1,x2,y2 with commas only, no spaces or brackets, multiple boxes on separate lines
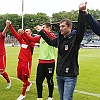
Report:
1,2,100,100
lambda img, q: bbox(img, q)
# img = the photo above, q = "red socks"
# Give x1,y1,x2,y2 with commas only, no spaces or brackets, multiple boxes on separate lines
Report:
1,71,10,83
21,78,28,96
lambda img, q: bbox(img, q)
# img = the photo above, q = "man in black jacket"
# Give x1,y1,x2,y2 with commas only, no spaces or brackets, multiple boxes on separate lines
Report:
35,3,86,100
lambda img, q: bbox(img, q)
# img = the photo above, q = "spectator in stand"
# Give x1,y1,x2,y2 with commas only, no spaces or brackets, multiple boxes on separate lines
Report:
0,24,11,90
6,20,35,100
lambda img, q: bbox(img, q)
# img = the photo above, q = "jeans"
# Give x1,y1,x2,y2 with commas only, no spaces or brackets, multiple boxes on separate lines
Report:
56,75,77,100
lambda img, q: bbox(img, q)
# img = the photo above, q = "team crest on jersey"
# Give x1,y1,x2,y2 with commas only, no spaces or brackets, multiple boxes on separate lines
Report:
65,45,68,50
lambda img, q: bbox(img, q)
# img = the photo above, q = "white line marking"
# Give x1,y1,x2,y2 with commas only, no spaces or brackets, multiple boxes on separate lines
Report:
1,76,100,98
74,90,100,97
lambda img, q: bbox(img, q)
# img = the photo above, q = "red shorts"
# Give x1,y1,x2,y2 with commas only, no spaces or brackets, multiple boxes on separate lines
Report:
17,59,32,78
0,55,6,73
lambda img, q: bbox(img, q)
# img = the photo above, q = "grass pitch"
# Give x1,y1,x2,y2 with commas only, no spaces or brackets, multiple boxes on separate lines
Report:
0,47,100,100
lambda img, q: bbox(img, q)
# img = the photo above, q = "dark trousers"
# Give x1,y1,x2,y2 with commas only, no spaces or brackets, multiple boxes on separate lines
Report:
36,62,55,98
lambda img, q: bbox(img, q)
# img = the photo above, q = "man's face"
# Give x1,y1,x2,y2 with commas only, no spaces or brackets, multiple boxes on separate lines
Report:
60,21,72,36
25,29,32,36
18,29,23,35
42,25,50,32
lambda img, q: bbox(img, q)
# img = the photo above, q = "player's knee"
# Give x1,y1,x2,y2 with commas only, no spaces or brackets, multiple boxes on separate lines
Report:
17,75,22,80
23,82,28,87
0,71,4,75
47,78,54,85
36,78,44,85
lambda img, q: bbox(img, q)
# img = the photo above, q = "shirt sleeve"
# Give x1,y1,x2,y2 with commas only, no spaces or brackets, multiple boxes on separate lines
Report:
23,31,40,43
86,13,100,36
39,29,58,47
76,10,85,44
21,34,35,47
9,24,22,43
43,29,56,39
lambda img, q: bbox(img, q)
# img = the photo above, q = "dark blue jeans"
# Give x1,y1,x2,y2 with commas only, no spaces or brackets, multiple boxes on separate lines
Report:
56,75,77,100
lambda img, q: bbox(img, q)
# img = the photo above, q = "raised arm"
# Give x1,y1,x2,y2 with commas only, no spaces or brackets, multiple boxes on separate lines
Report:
37,28,58,47
21,33,35,47
75,2,86,44
43,29,56,39
85,12,100,36
23,31,40,43
6,20,22,43
2,25,9,36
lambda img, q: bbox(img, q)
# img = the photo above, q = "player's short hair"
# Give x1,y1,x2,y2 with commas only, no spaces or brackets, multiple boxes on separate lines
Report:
42,22,51,28
60,19,72,27
25,28,33,32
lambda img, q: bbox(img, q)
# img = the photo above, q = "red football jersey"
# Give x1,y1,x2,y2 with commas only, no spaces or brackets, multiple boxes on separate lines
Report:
0,33,6,55
9,24,34,62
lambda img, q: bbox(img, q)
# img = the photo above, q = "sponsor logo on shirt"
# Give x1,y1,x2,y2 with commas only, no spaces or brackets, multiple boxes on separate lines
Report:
21,44,28,49
65,68,69,73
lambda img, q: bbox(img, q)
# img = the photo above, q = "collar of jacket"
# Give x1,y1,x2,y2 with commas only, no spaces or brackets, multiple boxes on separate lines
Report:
59,29,76,39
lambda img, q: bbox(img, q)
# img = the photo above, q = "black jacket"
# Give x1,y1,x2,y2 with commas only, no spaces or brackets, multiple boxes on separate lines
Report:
39,10,85,76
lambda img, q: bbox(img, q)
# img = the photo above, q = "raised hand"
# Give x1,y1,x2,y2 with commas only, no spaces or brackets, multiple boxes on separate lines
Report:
18,29,24,35
6,20,12,27
34,25,42,32
79,2,87,11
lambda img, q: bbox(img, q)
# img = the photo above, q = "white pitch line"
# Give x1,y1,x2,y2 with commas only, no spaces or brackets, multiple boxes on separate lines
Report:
74,90,100,97
5,76,100,98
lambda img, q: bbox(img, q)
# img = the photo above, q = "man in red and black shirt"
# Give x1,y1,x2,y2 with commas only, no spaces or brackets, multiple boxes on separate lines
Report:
0,24,11,89
6,20,35,100
21,23,56,100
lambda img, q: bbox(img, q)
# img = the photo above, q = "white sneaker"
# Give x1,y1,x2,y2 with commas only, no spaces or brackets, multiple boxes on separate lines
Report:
26,82,32,92
48,97,53,100
6,80,11,89
17,94,26,100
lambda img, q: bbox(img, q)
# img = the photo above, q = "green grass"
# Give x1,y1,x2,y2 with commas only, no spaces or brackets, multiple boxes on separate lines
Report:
0,47,100,100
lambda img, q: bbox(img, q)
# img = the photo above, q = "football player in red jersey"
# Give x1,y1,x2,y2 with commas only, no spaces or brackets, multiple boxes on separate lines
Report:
6,20,35,100
0,24,11,89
